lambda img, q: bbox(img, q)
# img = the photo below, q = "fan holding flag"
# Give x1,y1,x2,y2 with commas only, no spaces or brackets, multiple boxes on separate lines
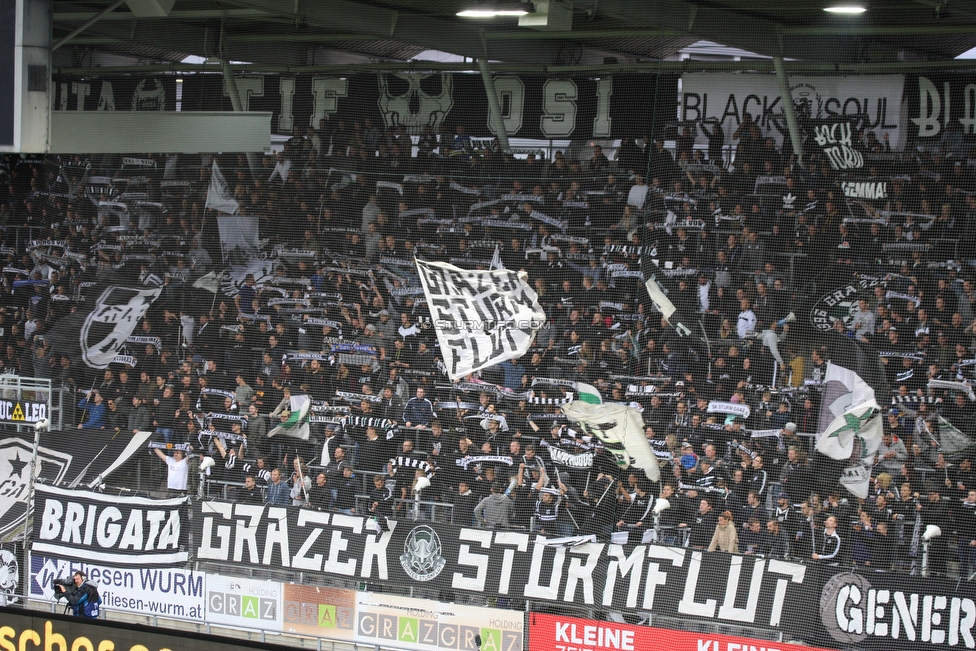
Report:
813,336,890,499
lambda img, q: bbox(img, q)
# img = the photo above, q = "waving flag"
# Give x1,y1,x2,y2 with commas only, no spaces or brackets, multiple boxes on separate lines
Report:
562,401,659,482
416,259,546,380
205,161,239,215
815,338,888,498
268,393,311,440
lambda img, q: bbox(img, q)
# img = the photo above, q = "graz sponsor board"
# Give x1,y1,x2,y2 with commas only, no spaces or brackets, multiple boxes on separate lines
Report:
807,569,976,649
193,502,809,622
206,573,283,631
528,613,836,651
29,553,204,622
354,592,523,651
282,584,357,637
32,484,189,566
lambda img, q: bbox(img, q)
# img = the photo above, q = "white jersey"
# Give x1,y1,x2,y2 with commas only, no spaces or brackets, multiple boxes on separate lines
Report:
165,456,189,491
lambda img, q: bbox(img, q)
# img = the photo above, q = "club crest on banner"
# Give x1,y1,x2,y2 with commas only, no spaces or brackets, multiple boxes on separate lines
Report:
810,278,883,333
399,525,446,582
0,438,71,539
80,286,162,368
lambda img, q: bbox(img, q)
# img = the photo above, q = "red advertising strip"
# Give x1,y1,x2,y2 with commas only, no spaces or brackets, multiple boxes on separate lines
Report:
528,613,838,651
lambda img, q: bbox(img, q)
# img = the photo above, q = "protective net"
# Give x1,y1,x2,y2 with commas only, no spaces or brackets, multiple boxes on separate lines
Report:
1,3,975,649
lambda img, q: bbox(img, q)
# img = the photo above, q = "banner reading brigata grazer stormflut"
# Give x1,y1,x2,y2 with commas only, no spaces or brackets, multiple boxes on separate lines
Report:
528,613,837,651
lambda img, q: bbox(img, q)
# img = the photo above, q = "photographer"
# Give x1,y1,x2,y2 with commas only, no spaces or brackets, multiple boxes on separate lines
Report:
55,571,101,618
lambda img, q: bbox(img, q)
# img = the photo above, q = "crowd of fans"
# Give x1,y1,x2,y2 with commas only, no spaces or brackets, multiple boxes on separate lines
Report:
1,114,975,578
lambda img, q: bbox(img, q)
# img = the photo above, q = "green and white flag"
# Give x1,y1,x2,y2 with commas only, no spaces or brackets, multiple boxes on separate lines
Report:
815,361,884,499
574,382,603,404
268,393,311,440
562,401,658,481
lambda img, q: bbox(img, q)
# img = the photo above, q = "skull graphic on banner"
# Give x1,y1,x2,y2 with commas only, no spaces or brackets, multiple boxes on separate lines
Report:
377,73,454,135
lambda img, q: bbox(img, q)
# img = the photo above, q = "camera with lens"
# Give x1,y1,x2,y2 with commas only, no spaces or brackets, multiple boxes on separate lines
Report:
51,577,73,598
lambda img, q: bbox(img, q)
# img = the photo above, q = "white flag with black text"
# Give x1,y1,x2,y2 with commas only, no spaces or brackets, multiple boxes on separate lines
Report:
415,259,546,380
205,161,239,215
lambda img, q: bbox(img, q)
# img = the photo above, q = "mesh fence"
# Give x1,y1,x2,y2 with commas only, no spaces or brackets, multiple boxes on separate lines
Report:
1,51,976,651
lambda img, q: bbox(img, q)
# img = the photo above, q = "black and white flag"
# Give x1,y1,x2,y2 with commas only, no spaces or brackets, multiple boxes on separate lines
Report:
0,429,151,540
415,259,546,380
205,160,239,215
32,484,189,566
539,440,594,469
44,283,161,369
807,118,866,171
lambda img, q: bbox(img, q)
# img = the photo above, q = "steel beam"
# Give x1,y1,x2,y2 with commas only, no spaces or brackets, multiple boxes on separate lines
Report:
53,0,127,51
773,56,803,162
478,58,511,152
52,57,976,76
221,59,261,180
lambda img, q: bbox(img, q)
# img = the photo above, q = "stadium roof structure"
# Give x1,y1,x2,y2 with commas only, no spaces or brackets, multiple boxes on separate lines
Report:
49,0,976,75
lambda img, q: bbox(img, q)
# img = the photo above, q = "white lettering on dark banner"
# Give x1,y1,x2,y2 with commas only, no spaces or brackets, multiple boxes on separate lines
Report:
820,572,976,648
841,181,887,199
32,484,188,565
813,122,864,170
192,503,807,623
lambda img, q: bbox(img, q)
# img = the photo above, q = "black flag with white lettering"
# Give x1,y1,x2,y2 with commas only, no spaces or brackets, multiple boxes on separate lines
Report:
804,116,868,171
0,428,152,541
42,281,161,370
31,484,189,566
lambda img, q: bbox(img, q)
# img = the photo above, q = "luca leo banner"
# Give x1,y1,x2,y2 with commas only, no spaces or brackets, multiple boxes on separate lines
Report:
528,613,836,651
32,484,189,566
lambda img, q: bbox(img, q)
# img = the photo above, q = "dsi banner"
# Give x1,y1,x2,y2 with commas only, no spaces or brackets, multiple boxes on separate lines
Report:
29,553,204,622
176,73,678,139
32,484,189,566
528,613,835,651
54,72,680,138
681,73,904,149
194,502,810,624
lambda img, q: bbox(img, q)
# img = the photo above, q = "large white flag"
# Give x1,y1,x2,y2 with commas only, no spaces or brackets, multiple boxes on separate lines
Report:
815,361,884,499
205,161,240,215
416,259,546,380
562,401,659,482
